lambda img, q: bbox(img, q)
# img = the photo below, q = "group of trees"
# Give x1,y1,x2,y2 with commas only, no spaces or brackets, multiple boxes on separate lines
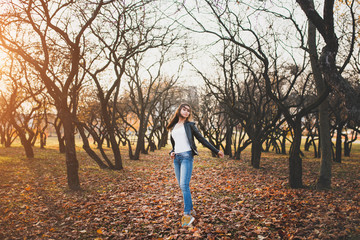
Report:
180,0,360,189
0,0,184,190
0,0,359,190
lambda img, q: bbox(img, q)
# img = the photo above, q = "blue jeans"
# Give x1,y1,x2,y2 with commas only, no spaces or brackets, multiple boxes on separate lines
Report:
173,150,194,215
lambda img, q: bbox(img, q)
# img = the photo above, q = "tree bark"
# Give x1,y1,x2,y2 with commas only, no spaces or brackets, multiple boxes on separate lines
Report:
60,112,80,191
334,123,343,163
316,100,332,189
40,132,47,149
289,121,303,188
132,120,147,160
297,0,360,122
109,131,123,170
280,130,287,154
343,134,350,157
54,117,66,153
99,101,123,169
224,124,233,157
307,2,332,189
10,119,34,158
159,129,168,148
77,124,109,169
19,134,34,158
251,138,262,169
133,130,145,160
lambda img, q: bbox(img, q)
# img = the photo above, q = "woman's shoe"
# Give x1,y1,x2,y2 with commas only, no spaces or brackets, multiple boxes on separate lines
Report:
181,215,195,227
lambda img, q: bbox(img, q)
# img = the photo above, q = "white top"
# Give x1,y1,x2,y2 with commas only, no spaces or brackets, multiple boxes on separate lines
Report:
171,124,192,153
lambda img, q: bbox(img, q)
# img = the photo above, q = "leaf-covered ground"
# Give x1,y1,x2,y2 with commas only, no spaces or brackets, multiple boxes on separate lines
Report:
0,143,359,239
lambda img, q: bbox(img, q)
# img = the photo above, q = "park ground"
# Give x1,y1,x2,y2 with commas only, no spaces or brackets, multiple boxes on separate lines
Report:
0,139,359,239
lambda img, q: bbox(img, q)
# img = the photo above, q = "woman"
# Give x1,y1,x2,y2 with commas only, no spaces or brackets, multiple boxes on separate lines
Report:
167,103,224,227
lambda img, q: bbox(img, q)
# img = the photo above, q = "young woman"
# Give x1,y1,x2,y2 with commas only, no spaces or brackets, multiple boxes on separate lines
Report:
167,103,224,227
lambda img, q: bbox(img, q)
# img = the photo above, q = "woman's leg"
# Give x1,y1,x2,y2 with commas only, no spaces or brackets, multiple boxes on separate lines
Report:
173,155,181,185
179,153,193,215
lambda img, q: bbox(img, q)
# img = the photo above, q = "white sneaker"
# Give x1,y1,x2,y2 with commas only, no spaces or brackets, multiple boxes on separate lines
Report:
181,215,195,227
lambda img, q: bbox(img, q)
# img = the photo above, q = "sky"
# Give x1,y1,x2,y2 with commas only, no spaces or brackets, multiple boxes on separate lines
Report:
0,0,357,93
154,0,307,87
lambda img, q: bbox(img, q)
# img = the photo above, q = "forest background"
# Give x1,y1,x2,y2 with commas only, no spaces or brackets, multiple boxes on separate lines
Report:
0,0,359,239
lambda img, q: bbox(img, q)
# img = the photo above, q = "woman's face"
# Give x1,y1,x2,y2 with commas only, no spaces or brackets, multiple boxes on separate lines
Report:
179,106,191,119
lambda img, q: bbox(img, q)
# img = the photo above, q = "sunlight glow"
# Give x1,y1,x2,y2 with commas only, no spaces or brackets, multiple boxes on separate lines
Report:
0,50,7,91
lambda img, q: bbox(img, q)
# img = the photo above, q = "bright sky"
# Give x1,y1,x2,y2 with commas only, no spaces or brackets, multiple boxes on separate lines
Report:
156,0,307,87
0,50,7,91
0,0,357,92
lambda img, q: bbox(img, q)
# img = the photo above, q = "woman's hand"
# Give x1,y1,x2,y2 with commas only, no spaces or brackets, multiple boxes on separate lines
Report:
218,150,224,158
170,152,175,159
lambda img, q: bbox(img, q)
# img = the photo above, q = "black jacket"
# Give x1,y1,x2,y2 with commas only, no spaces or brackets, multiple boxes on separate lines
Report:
170,121,219,155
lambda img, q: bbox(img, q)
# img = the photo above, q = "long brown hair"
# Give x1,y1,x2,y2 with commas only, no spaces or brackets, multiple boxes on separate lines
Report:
166,103,193,130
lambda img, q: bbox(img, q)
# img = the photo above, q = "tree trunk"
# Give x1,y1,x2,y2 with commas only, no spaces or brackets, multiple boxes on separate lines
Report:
133,123,146,160
272,139,281,154
289,122,303,188
109,132,123,170
149,140,156,152
60,113,81,191
308,12,332,189
280,130,287,154
334,123,343,163
317,130,322,158
30,131,38,146
99,100,123,169
77,124,109,169
4,141,11,148
251,138,262,169
11,120,34,158
141,137,147,154
304,134,311,151
40,132,47,149
4,125,15,148
343,144,350,157
127,138,134,159
55,118,66,153
106,136,110,148
343,137,351,157
224,124,233,157
19,134,34,158
316,101,332,189
312,138,318,158
133,134,145,160
23,140,34,158
159,129,168,148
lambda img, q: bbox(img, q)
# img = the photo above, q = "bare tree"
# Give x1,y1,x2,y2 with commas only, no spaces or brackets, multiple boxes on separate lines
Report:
305,0,360,190
0,0,113,190
0,118,17,148
303,113,319,157
149,83,181,151
36,99,49,149
192,91,227,157
120,51,178,160
296,0,360,122
52,115,65,153
179,0,329,187
0,56,45,158
0,79,17,147
307,0,332,189
78,0,180,166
